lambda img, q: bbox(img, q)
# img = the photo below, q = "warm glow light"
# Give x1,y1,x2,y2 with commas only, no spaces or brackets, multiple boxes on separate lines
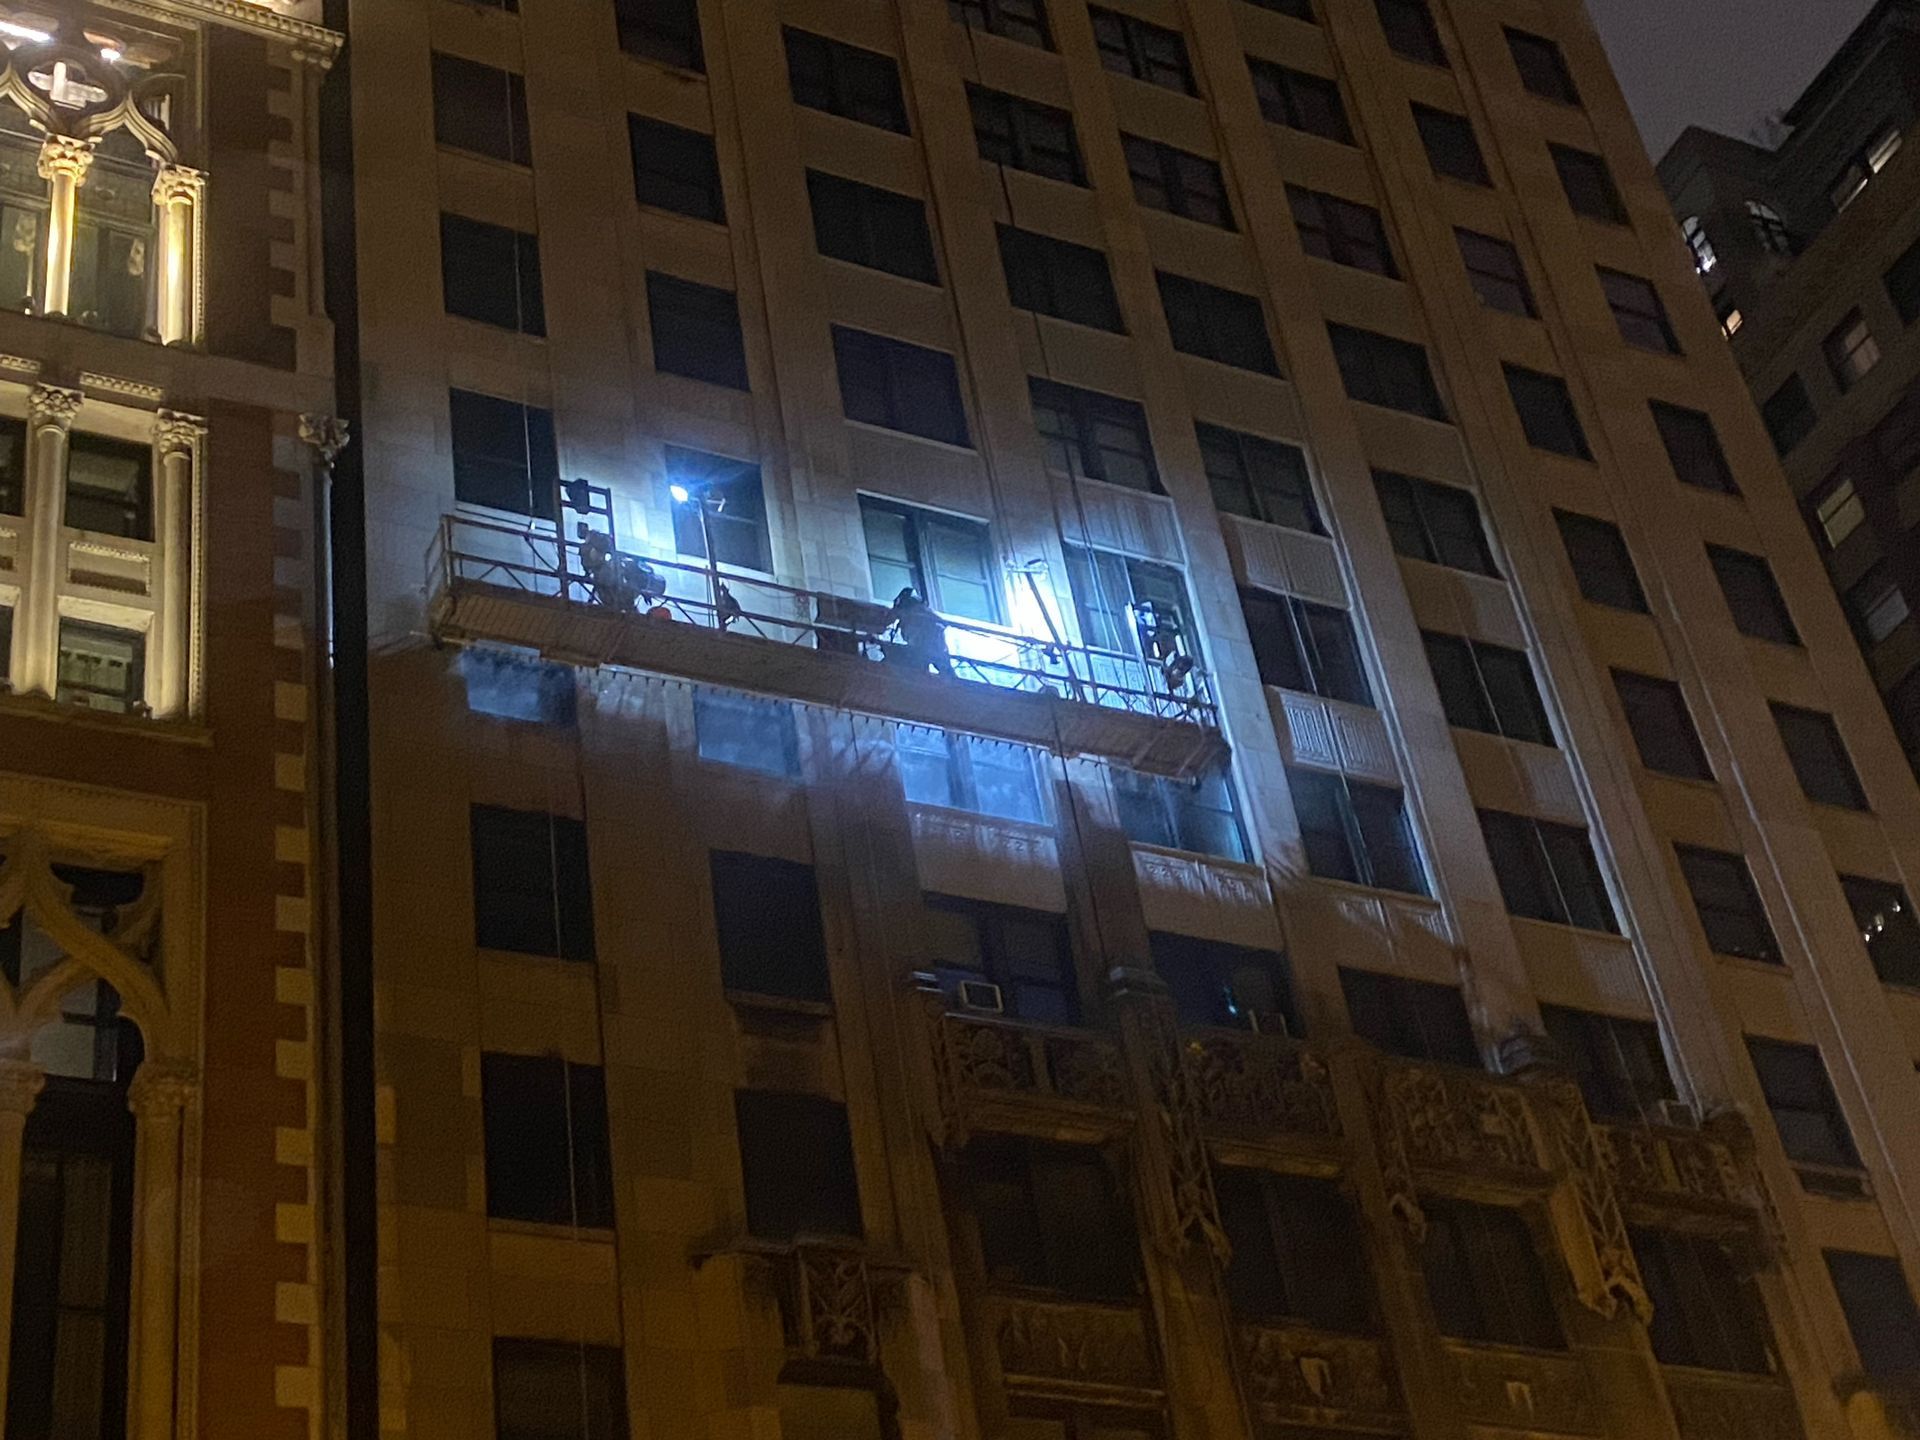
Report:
0,19,50,42
99,46,120,61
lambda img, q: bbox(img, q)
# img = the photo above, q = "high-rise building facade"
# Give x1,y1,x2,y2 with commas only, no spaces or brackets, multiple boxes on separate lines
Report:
345,1,1920,1439
0,0,343,1438
1659,1,1920,776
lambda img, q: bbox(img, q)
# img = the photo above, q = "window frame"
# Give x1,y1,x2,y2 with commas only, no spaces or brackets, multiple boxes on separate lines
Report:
1199,422,1320,533
996,224,1126,332
1029,377,1160,493
1242,587,1373,706
1455,228,1535,317
831,326,971,447
1123,133,1234,229
860,494,1000,622
1088,6,1197,94
1675,844,1779,963
969,84,1084,185
782,27,908,133
1288,768,1428,896
1288,185,1397,276
1422,631,1553,745
1612,669,1712,780
1551,143,1627,224
1248,59,1352,144
1374,470,1497,576
1479,808,1617,933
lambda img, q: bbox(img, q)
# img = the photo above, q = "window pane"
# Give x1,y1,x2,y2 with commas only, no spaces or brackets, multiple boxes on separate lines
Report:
1555,511,1645,611
711,851,830,1001
735,1090,863,1240
1614,671,1712,780
694,689,799,777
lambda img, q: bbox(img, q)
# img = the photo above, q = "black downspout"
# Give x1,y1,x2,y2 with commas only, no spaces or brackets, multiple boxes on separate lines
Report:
316,7,377,1438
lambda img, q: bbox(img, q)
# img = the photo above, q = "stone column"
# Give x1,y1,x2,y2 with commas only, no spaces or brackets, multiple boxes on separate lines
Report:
125,1059,194,1440
0,1059,45,1440
149,166,202,346
17,383,82,697
148,412,203,719
37,136,93,319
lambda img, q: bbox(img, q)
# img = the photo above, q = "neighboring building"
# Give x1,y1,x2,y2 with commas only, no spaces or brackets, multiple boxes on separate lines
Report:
1660,0,1920,775
0,3,342,1440
344,0,1920,1438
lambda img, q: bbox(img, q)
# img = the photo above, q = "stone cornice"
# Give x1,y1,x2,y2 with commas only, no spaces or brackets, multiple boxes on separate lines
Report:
95,0,342,62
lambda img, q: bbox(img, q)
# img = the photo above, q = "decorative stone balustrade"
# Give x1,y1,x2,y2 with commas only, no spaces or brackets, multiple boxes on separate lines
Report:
1443,1341,1599,1435
1183,1031,1341,1146
1599,1122,1751,1212
779,1245,884,1367
927,1010,1131,1144
989,1293,1161,1399
1237,1323,1401,1432
1375,1060,1549,1180
1664,1368,1805,1440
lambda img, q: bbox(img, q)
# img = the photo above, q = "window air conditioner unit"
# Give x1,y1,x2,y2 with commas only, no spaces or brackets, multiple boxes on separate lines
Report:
956,980,1005,1015
1653,1099,1700,1130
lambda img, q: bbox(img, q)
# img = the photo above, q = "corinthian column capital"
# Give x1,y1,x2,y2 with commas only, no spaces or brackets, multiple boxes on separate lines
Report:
151,163,204,207
127,1058,198,1119
36,133,94,182
153,409,207,456
299,413,349,466
28,382,82,429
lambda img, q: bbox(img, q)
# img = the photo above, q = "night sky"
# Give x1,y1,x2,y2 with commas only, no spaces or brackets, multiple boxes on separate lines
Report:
1585,0,1881,158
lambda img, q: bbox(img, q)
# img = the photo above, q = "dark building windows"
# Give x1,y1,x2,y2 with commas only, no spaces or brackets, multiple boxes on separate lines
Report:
1675,845,1778,962
1413,104,1488,185
807,171,938,283
1746,1037,1862,1178
1158,272,1280,375
481,1052,614,1227
1200,424,1319,532
1551,144,1626,223
1505,366,1591,459
440,213,544,336
1761,375,1816,455
862,496,997,621
450,388,559,519
970,85,1083,184
1840,874,1920,987
471,804,595,961
1242,589,1372,704
1423,633,1552,745
693,690,799,777
1216,1170,1372,1331
1248,60,1352,144
1089,7,1196,94
1339,968,1478,1067
1824,309,1881,392
783,28,908,133
1112,763,1247,862
926,895,1076,1023
63,434,151,540
1328,325,1446,420
1421,1200,1565,1349
1456,228,1535,316
0,416,20,515
628,115,724,222
1634,1230,1773,1373
615,0,702,70
1771,703,1868,810
1479,810,1616,932
1708,545,1798,644
56,621,144,713
667,447,770,571
432,53,531,165
997,225,1125,332
1124,135,1233,228
1505,27,1579,104
1150,932,1297,1035
1886,233,1920,326
711,851,830,1002
1613,670,1712,780
1288,186,1395,275
1599,268,1679,353
1246,0,1313,16
948,0,1052,49
1288,769,1427,895
1555,511,1646,611
493,1339,629,1440
1540,1006,1675,1122
1031,378,1158,492
1375,471,1496,575
646,272,749,390
1375,0,1445,64
832,327,970,447
968,1138,1137,1299
1650,402,1737,494
736,1090,862,1239
1825,1251,1920,1378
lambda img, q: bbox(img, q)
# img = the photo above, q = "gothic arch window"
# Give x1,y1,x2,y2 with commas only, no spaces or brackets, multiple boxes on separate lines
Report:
0,99,42,312
72,126,151,337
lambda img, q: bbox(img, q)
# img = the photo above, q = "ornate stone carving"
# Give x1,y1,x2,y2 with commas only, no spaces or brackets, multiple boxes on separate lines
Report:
1114,975,1226,1260
785,1246,878,1366
994,1296,1159,1395
299,414,350,466
1379,1062,1543,1173
1665,1370,1805,1440
150,163,204,207
1237,1324,1401,1430
153,410,206,456
1186,1031,1340,1142
127,1058,197,1117
924,1002,1130,1147
1537,1081,1651,1323
1444,1342,1599,1435
36,133,94,181
27,383,82,429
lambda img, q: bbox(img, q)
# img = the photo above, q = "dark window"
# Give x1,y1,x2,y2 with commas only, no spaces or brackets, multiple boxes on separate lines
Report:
481,1052,614,1227
1552,144,1626,223
1376,0,1444,64
927,895,1076,1023
62,434,150,540
615,0,701,70
1151,932,1298,1035
440,213,544,336
997,225,1124,332
861,496,997,621
432,53,531,165
1826,1251,1920,1378
1420,1200,1565,1349
494,1338,628,1440
1556,511,1646,611
1541,1006,1675,1122
646,272,748,390
1505,27,1579,104
735,1090,862,1240
899,728,1045,825
1288,769,1428,896
0,415,22,515
1339,968,1478,1067
948,0,1053,49
1375,471,1496,575
667,447,769,571
1650,402,1737,494
968,1138,1137,1299
1216,1170,1372,1331
1456,228,1535,316
1479,809,1617,932
1760,375,1816,455
711,850,830,1001
693,689,799,777
1124,135,1233,228
1423,632,1552,744
1505,365,1591,459
1248,60,1352,144
1158,272,1280,375
1288,186,1395,275
1634,1230,1773,1374
1089,7,1196,94
1328,325,1446,420
1200,423,1319,532
1840,874,1920,988
1675,846,1777,962
471,804,595,961
831,327,970,447
1886,233,1920,325
55,621,144,714
782,28,907,133
450,389,559,519
627,115,724,222
0,606,11,686
1413,104,1488,185
1112,763,1248,862
1772,703,1867,810
1708,545,1798,644
1599,268,1678,353
1241,590,1368,704
1030,378,1158,492
969,86,1083,184
1745,1037,1861,1173
807,171,938,283
1613,670,1712,780
1245,0,1313,16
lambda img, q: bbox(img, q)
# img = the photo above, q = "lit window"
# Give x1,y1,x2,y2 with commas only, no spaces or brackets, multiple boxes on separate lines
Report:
1720,306,1743,338
1682,216,1716,274
1815,478,1865,548
1747,201,1793,256
1831,124,1905,212
1867,124,1904,174
1824,310,1881,391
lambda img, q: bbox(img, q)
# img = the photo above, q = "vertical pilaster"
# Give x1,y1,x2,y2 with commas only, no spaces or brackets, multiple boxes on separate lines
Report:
126,1059,195,1440
17,383,82,697
150,166,203,346
0,1059,45,1440
37,136,93,319
149,412,204,719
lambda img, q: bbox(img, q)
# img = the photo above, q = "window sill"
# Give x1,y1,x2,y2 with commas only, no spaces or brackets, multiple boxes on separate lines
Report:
0,687,210,744
1440,1336,1573,1361
486,1218,616,1244
1128,840,1261,874
725,989,834,1020
905,800,1052,835
1307,875,1438,909
842,417,977,457
452,499,555,533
